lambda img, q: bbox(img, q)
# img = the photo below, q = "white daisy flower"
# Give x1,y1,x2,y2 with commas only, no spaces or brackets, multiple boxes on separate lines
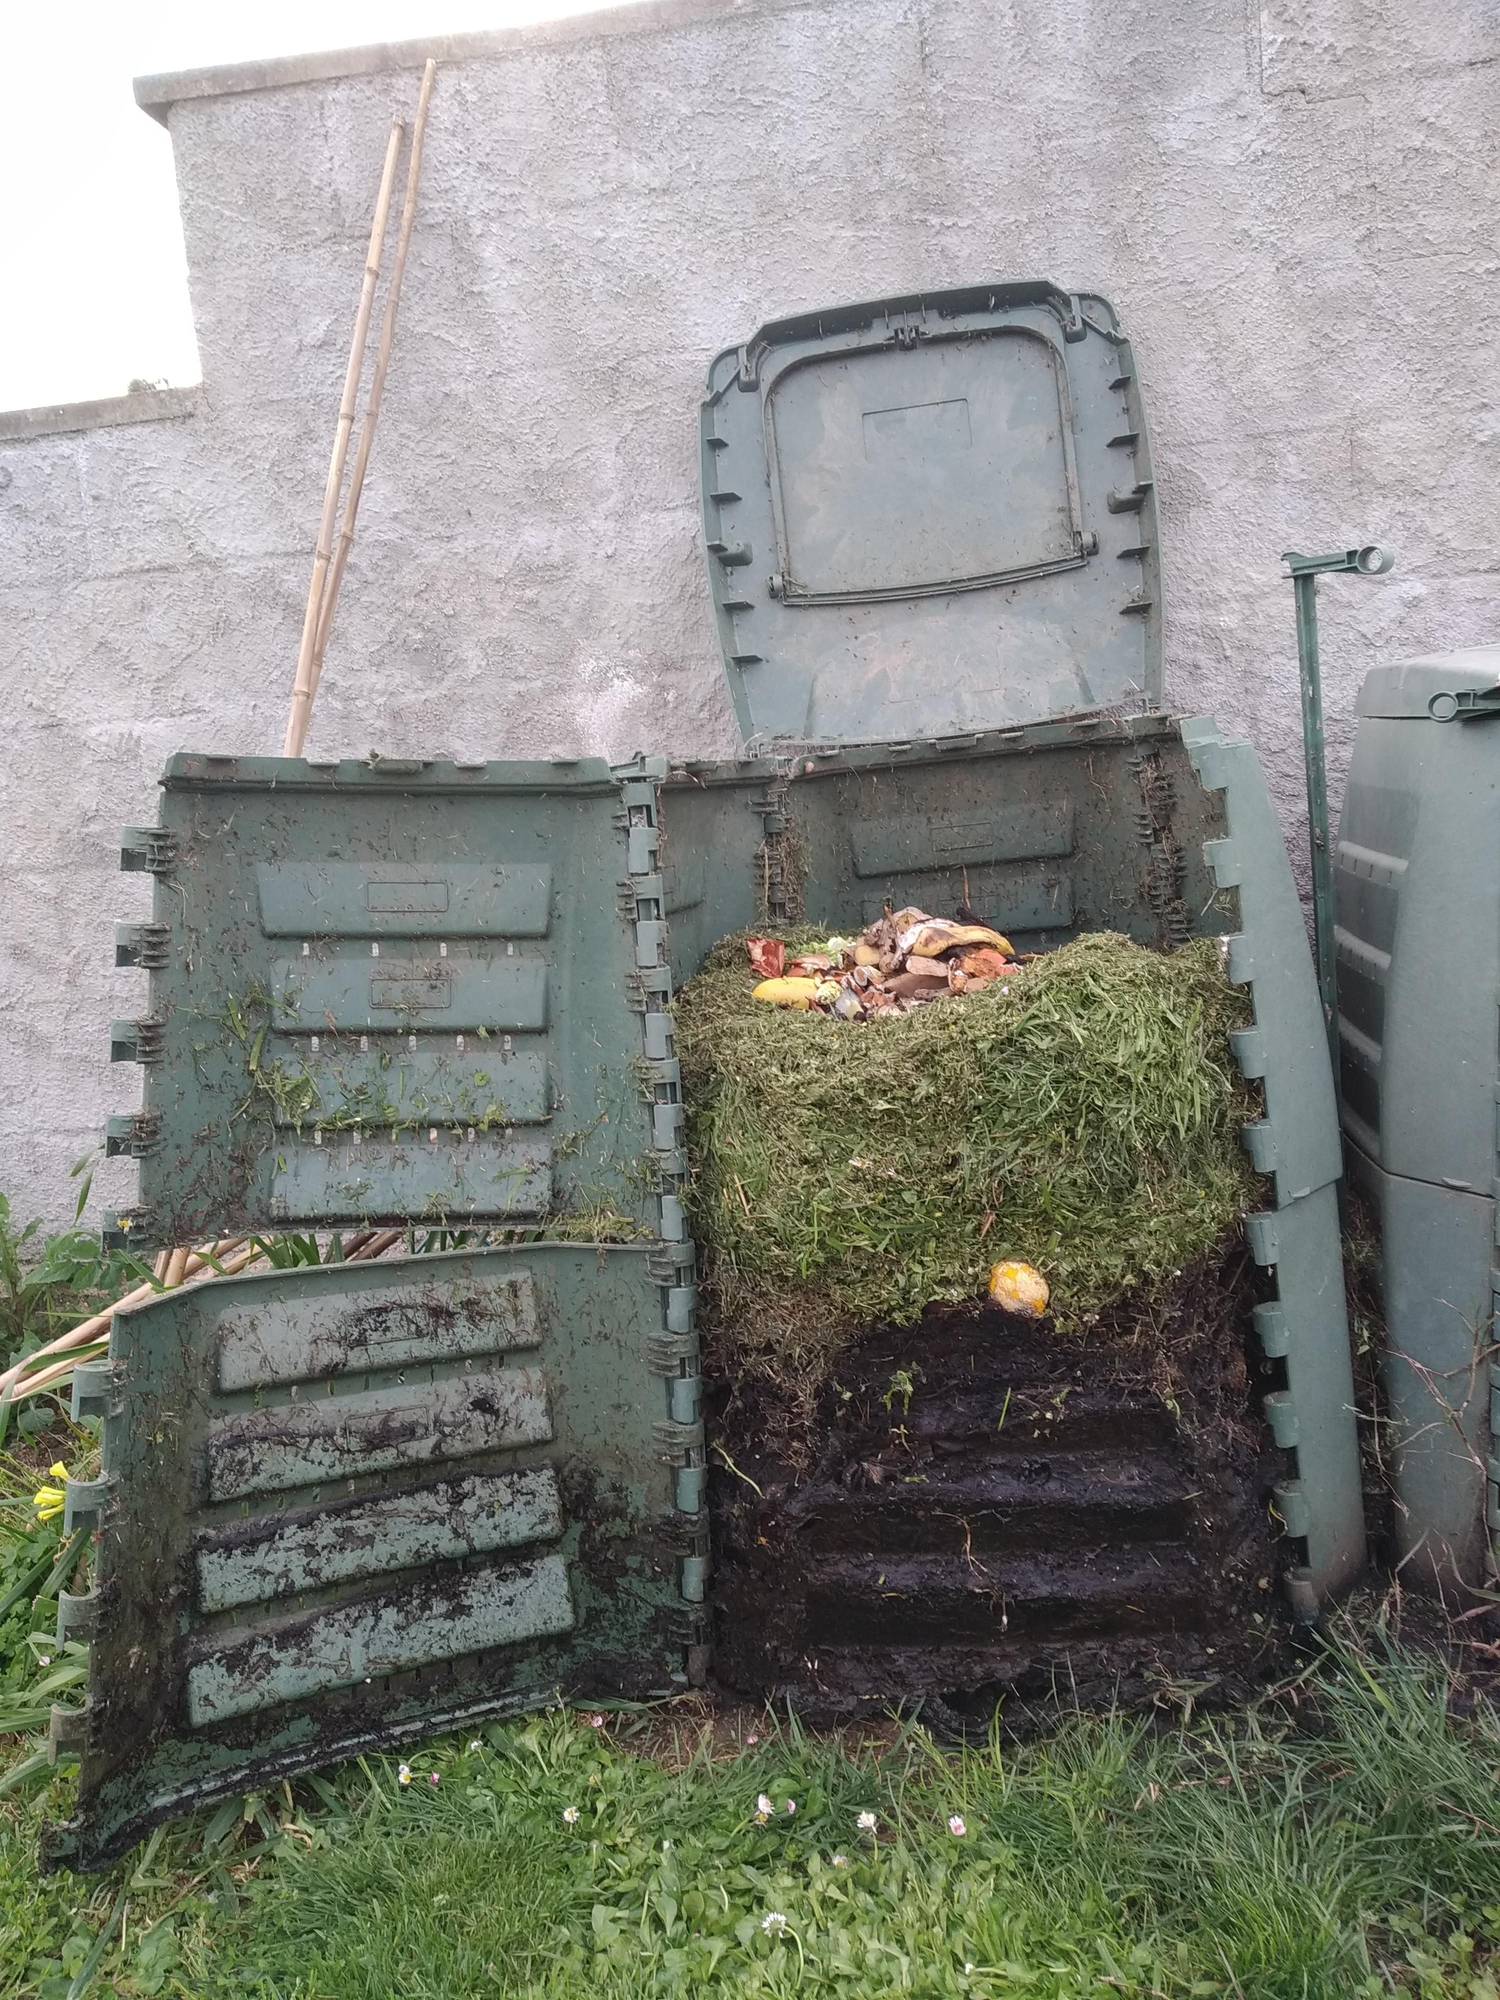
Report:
760,1912,788,1935
856,1810,877,1832
947,1813,967,1836
785,1798,796,1815
397,1763,412,1786
831,1853,848,1868
755,1792,774,1822
562,1805,580,1825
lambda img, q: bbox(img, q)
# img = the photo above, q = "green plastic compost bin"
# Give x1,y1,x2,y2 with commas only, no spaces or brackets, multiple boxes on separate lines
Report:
673,283,1365,1718
60,281,1365,1867
1335,646,1500,1593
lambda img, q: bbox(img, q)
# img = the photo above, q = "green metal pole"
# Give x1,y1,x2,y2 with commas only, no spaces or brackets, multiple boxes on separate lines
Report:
1291,568,1339,1082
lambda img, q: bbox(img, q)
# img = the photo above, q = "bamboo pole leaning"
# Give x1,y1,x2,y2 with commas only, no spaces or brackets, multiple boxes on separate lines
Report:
282,116,406,757
0,1229,408,1414
0,1238,246,1404
310,59,438,689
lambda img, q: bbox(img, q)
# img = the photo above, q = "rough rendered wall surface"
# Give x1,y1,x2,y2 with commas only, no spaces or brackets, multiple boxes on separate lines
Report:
1,0,1496,1228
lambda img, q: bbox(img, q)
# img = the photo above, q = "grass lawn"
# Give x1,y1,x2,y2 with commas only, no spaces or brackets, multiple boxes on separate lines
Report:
2,1638,1499,1999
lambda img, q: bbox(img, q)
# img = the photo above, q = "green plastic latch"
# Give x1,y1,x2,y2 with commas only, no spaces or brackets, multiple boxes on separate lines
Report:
1427,685,1500,723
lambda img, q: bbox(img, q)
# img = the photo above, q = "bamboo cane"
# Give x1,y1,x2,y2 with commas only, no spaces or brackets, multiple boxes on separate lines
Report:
0,1227,405,1407
0,1238,246,1400
283,117,405,758
310,60,438,684
346,1229,404,1262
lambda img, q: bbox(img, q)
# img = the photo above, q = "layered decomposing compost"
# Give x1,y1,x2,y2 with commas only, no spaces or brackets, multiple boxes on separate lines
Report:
677,922,1262,1386
679,919,1289,1719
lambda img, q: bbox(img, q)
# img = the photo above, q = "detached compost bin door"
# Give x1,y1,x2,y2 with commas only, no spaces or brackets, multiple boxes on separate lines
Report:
701,282,1162,744
75,755,706,1868
108,755,678,1246
45,1244,705,1873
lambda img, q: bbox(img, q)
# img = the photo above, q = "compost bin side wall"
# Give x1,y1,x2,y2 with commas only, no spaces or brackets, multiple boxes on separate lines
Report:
2,0,1498,1227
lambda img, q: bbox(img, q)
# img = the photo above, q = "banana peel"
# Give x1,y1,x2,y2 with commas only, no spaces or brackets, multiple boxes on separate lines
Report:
752,976,823,1009
899,920,1014,960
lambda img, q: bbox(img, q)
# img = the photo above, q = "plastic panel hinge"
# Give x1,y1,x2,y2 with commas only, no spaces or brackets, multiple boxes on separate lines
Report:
647,1330,698,1374
635,921,667,969
1229,1027,1267,1080
48,1702,91,1765
62,1475,115,1535
643,1013,674,1060
668,1607,712,1647
647,1245,696,1287
653,1420,704,1466
102,1207,156,1252
114,922,170,969
1186,741,1233,793
109,1017,163,1065
679,1554,710,1602
119,827,177,874
1225,935,1255,985
105,1112,160,1159
1284,1568,1320,1624
1241,1120,1279,1173
653,1104,686,1150
1254,1302,1290,1358
669,1376,702,1426
71,1360,123,1423
56,1590,99,1645
1202,837,1242,888
628,825,661,874
1262,1390,1299,1447
659,1195,687,1241
665,1284,696,1333
1245,1212,1280,1266
1272,1479,1312,1539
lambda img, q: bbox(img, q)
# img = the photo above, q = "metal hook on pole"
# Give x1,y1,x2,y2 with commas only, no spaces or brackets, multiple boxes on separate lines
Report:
1280,543,1395,1123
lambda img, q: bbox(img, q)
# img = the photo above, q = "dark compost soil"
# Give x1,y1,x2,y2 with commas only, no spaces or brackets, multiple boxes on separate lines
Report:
705,1237,1294,1732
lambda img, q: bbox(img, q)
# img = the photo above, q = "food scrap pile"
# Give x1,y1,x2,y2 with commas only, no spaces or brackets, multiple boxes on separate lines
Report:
747,907,1025,1019
675,927,1262,1399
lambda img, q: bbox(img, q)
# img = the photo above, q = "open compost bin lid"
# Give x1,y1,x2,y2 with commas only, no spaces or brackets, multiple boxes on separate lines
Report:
700,281,1163,746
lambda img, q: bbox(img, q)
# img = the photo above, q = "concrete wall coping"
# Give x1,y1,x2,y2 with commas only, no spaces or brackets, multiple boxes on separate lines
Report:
133,0,813,124
0,384,203,445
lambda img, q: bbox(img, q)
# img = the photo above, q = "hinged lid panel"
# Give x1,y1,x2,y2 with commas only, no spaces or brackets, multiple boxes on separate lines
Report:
701,282,1162,745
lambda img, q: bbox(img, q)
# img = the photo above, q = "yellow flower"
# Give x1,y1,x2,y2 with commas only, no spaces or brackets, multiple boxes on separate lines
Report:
32,1464,70,1524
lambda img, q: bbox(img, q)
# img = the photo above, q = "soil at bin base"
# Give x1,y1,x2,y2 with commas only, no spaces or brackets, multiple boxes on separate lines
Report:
706,1245,1292,1734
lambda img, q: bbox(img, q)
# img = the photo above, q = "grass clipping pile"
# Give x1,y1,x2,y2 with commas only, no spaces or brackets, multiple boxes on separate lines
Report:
676,928,1261,1397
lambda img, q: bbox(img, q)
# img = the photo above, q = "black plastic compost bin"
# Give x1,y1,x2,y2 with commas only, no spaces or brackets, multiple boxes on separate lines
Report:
57,282,1365,1868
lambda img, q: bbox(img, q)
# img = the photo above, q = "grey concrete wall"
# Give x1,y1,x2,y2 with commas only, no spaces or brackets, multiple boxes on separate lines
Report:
2,0,1496,1231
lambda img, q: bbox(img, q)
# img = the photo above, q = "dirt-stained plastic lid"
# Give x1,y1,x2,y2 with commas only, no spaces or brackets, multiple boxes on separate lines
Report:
700,281,1163,746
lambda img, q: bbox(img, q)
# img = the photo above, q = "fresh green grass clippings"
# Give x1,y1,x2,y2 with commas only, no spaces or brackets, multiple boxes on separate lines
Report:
676,930,1262,1385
